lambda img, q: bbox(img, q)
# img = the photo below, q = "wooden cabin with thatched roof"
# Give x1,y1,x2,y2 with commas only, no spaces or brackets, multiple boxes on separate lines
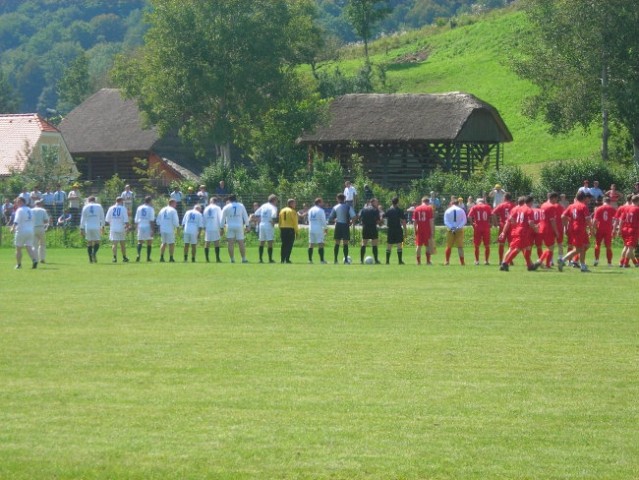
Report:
297,92,513,188
58,88,200,189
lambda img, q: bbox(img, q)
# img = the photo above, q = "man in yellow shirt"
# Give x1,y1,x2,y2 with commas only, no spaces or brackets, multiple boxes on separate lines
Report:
278,198,299,264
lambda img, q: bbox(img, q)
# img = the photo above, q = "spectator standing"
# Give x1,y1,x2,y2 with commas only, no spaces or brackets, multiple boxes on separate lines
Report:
29,187,42,207
18,188,30,207
343,180,357,208
53,185,66,222
604,184,621,207
185,187,198,209
2,198,14,225
489,184,506,208
589,181,603,201
121,184,135,216
363,184,373,203
80,196,105,263
577,180,591,196
169,186,183,220
197,185,209,207
429,191,441,210
215,180,228,198
67,184,81,226
42,188,54,218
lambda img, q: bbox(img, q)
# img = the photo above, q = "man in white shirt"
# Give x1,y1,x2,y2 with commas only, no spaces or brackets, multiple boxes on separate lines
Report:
182,204,203,262
29,187,42,207
31,200,50,264
443,198,468,266
134,196,156,262
221,194,250,263
11,197,38,269
589,180,603,201
197,185,209,208
53,185,66,223
343,180,357,208
105,197,130,263
156,199,180,262
488,184,506,208
80,196,105,263
577,180,591,196
203,197,223,263
307,197,328,264
169,186,183,221
254,194,278,263
68,184,81,225
121,185,135,216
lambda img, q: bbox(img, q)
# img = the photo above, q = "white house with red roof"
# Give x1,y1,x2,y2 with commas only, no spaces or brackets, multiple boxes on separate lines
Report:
0,113,77,178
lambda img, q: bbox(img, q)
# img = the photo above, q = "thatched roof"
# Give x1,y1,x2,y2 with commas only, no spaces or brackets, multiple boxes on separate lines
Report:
297,92,513,144
59,88,158,153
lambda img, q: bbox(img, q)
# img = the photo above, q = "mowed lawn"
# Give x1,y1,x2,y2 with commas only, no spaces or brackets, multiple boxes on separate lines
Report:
1,247,637,479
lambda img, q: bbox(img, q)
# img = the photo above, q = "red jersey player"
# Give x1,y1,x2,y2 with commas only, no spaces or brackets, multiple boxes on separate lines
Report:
492,192,515,264
617,195,639,267
413,196,435,265
467,198,492,265
558,191,592,272
592,196,616,266
538,192,562,268
499,195,540,271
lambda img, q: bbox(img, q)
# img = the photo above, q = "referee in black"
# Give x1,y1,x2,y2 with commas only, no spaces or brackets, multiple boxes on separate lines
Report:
359,198,382,264
329,193,357,264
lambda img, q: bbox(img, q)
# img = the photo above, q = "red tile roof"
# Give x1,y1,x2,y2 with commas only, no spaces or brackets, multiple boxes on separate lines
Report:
0,114,62,175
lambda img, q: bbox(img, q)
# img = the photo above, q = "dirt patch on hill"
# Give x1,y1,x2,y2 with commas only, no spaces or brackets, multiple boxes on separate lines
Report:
392,47,430,64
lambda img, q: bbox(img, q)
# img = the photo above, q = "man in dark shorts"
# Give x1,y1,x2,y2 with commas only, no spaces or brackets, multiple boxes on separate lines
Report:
359,198,382,264
383,197,407,264
329,193,357,264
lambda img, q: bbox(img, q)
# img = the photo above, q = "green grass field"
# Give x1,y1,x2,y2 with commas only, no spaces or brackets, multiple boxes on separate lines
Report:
1,246,637,479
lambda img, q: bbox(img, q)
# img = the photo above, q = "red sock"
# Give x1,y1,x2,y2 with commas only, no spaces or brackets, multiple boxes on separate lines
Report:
460,256,465,265
474,246,479,262
445,248,451,262
546,250,553,267
416,255,421,265
499,244,505,263
594,245,600,261
503,250,518,265
523,249,532,267
485,247,490,263
606,248,613,264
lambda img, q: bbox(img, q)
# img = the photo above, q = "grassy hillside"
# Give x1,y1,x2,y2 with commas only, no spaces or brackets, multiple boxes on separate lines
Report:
326,8,601,170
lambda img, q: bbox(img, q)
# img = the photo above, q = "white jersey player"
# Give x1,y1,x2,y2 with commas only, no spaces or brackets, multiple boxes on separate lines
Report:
203,197,223,263
105,197,130,262
134,196,156,262
156,199,180,262
11,197,37,269
80,196,105,263
307,197,328,263
254,194,278,263
31,200,50,263
182,204,203,262
221,194,250,263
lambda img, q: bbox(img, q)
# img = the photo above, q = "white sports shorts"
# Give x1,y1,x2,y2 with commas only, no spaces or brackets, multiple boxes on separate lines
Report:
160,231,175,244
309,230,325,245
110,231,126,242
137,225,153,241
226,225,245,240
14,232,34,247
205,229,221,242
85,228,101,242
183,232,198,245
258,223,275,242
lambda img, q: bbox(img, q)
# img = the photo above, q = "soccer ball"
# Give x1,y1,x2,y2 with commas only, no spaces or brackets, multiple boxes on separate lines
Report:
364,256,374,264
345,256,352,264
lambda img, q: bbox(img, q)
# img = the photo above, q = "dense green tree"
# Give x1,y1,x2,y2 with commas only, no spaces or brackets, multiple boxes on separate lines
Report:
0,68,19,112
344,0,392,64
57,53,91,113
112,0,323,166
513,0,639,167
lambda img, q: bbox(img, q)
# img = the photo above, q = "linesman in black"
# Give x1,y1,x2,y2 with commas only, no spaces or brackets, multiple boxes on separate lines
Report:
359,198,382,264
328,193,357,264
383,196,407,264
